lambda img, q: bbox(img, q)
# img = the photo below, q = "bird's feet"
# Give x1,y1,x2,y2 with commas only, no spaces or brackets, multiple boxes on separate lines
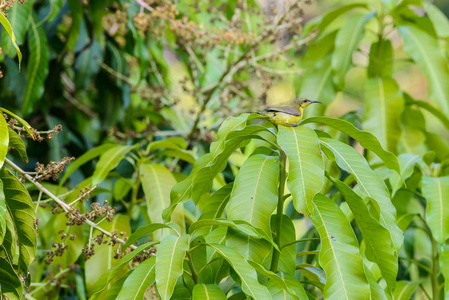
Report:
286,123,299,127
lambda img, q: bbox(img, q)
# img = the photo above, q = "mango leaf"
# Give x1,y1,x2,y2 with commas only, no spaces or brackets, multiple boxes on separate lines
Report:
439,244,449,299
227,153,279,236
319,138,403,251
299,116,400,174
405,99,449,132
7,128,28,163
48,0,64,22
92,145,136,186
398,24,449,114
0,108,35,139
0,179,6,245
122,223,180,250
115,257,156,300
332,12,375,87
389,154,428,196
0,10,22,67
146,137,187,153
392,281,419,300
310,194,370,299
104,271,132,300
192,284,227,300
333,180,397,291
1,167,36,273
207,243,272,299
22,14,50,116
199,183,233,220
90,242,157,299
67,0,82,51
363,77,404,153
1,0,32,57
368,39,393,78
0,257,22,300
364,264,388,300
155,234,190,300
277,126,324,215
0,115,8,170
423,1,449,38
140,163,176,224
270,214,296,274
422,176,449,243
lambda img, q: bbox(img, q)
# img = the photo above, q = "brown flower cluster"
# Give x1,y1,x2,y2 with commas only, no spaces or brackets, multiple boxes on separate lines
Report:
4,113,63,141
34,156,75,182
65,200,117,226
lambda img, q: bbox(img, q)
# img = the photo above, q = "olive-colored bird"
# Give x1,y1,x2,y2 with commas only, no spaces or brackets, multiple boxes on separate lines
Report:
257,97,322,127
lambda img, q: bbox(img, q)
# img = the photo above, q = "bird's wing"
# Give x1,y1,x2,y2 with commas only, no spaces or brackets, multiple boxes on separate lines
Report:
265,106,301,116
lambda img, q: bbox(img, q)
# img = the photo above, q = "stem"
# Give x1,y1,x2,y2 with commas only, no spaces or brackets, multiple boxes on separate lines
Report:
432,237,440,299
270,150,287,272
186,253,199,284
5,158,136,250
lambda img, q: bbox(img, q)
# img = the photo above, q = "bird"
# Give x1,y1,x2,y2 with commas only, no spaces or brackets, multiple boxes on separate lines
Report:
256,97,322,127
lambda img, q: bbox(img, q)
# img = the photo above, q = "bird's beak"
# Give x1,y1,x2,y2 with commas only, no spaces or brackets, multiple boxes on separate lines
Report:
310,100,322,104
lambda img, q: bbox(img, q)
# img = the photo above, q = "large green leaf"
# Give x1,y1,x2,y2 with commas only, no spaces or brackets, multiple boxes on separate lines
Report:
277,126,324,215
207,243,272,299
332,12,374,87
0,257,22,300
270,214,296,274
226,228,272,265
227,153,279,236
1,0,32,57
310,194,370,300
192,284,227,300
0,10,22,67
299,116,400,174
398,24,449,114
115,257,156,300
22,14,50,116
392,281,418,300
319,138,403,251
7,128,28,163
368,39,393,78
1,167,36,274
155,234,190,300
0,115,8,170
140,163,176,224
333,180,397,291
423,1,449,38
199,183,233,220
92,145,136,186
362,77,404,153
422,175,449,243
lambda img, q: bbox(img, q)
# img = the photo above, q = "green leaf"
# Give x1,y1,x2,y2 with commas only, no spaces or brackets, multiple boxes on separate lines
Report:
333,180,397,291
104,271,132,300
155,234,190,300
389,154,428,196
0,115,9,170
319,138,403,251
423,2,449,38
7,128,28,163
122,223,180,250
227,153,279,236
140,163,176,224
0,108,35,139
92,145,136,186
277,126,324,215
405,99,449,132
368,40,393,78
299,116,400,174
0,10,22,67
392,281,418,300
310,194,370,300
1,167,36,273
363,77,404,153
364,264,388,300
1,0,32,58
67,0,83,51
422,176,449,243
147,137,187,153
192,284,227,300
60,144,117,185
398,24,449,114
0,179,6,246
199,183,233,220
439,244,449,299
271,214,296,274
115,257,156,300
22,14,50,116
0,257,22,300
48,0,64,21
332,12,375,87
207,243,272,299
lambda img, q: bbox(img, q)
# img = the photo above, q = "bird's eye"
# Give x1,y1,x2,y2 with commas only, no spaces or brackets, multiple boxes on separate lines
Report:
304,100,309,103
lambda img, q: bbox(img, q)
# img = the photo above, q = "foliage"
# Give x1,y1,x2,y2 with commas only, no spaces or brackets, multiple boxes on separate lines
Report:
1,0,449,299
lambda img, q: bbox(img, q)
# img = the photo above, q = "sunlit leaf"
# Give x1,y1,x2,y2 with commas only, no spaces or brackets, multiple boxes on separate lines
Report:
392,281,418,300
1,0,31,58
368,40,393,78
0,115,9,170
192,284,227,300
116,257,156,300
422,175,449,243
199,183,233,220
423,1,449,38
310,194,371,299
92,145,136,186
0,10,22,67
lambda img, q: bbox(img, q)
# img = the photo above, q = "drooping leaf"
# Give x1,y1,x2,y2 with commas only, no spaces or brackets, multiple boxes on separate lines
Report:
363,77,404,153
227,153,279,236
155,234,190,300
0,108,35,139
140,163,176,224
333,179,397,291
422,175,449,243
319,138,403,251
0,167,36,273
0,256,22,300
398,24,449,114
92,145,136,186
0,115,9,170
332,12,375,87
392,281,419,300
192,284,227,300
207,243,272,299
115,257,156,300
1,0,31,58
22,14,50,116
0,10,22,67
7,128,28,163
277,126,324,215
310,194,371,300
299,116,400,174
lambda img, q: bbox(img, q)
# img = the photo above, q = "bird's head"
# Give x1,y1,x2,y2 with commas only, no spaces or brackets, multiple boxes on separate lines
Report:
292,97,322,110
